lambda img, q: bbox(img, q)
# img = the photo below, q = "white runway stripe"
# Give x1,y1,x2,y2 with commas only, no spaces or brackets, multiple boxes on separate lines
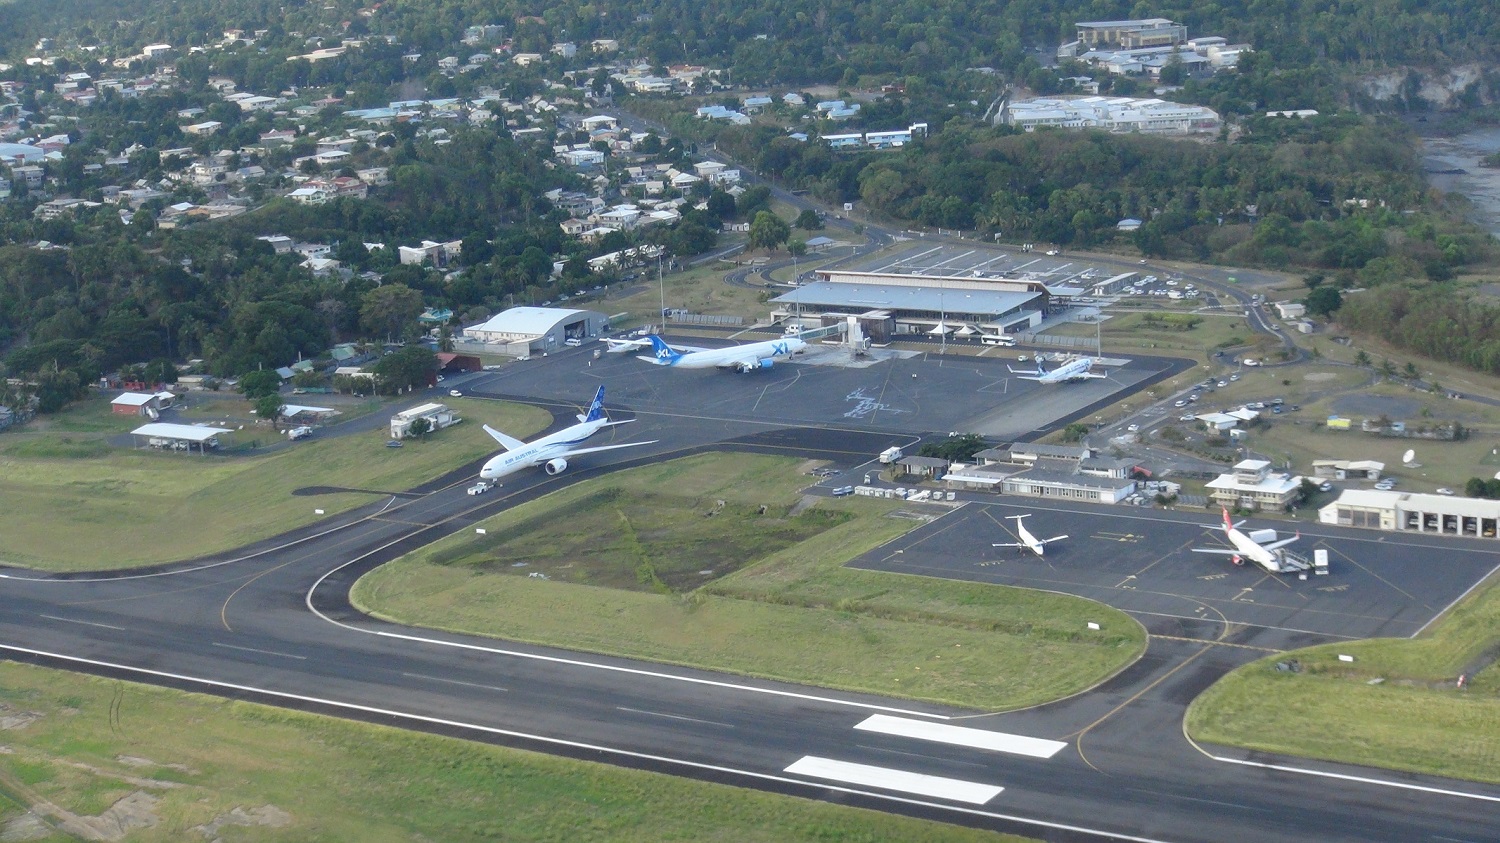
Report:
854,714,1067,759
783,756,1003,804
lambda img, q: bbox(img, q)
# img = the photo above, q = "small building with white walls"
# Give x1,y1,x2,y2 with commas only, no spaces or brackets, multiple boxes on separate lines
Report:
390,403,459,439
1206,459,1303,512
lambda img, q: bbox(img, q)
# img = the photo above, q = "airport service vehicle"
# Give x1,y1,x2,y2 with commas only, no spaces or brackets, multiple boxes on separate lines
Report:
992,514,1068,557
449,389,463,397
478,386,655,482
1008,354,1107,384
611,335,806,372
832,486,855,497
980,334,1017,346
1192,507,1306,573
287,426,313,440
467,482,493,495
879,446,905,464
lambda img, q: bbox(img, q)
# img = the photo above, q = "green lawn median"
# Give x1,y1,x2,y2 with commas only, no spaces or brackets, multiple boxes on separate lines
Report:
1186,575,1500,784
354,453,1146,711
0,661,1029,842
0,397,550,571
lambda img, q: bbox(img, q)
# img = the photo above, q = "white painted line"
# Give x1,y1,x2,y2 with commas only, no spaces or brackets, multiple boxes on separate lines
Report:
616,707,734,728
39,614,126,632
211,642,307,660
0,643,1179,842
784,756,1002,805
401,672,507,693
854,714,1066,759
305,533,951,720
1208,754,1500,804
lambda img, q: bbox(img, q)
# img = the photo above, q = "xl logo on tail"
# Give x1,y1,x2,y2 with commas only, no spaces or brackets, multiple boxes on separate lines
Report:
656,346,674,359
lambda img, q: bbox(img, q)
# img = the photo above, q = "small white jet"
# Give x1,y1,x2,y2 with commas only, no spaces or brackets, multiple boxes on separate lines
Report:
478,386,655,481
1008,354,1107,384
635,334,806,373
1192,507,1302,573
992,514,1069,556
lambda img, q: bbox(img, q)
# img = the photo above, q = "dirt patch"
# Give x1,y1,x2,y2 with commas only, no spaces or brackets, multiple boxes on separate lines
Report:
191,805,291,839
115,755,197,775
0,706,41,731
1331,394,1424,419
1303,372,1341,382
77,791,160,841
0,813,51,842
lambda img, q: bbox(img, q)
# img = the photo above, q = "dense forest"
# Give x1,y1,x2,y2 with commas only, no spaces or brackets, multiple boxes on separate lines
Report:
5,0,1500,88
714,114,1488,282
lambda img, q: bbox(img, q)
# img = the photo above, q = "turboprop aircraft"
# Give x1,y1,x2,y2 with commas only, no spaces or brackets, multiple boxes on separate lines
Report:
478,386,655,482
992,514,1069,556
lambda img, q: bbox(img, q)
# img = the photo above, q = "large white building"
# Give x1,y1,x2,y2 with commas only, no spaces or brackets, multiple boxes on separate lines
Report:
1003,96,1219,135
1320,490,1500,538
462,306,609,355
1206,459,1303,512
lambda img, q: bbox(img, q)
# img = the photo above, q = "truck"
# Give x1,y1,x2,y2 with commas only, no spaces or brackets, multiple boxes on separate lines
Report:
879,446,904,464
287,426,313,440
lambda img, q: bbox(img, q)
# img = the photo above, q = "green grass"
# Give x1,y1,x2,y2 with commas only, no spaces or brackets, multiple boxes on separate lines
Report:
0,661,1029,842
1186,574,1500,783
0,397,552,571
607,262,774,331
354,453,1145,710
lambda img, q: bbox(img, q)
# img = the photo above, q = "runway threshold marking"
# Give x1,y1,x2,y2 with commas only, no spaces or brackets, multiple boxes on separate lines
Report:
211,642,307,660
39,614,125,632
0,644,1190,842
783,756,1002,805
854,714,1066,759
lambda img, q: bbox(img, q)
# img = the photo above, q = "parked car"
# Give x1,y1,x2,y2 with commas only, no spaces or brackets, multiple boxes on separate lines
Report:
832,486,855,497
449,389,463,397
1179,413,1197,422
1174,399,1187,407
1319,481,1333,492
1436,488,1455,496
1127,423,1140,432
467,482,493,496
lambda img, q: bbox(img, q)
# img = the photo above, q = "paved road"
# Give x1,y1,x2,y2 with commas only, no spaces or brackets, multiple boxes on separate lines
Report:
2,402,1497,842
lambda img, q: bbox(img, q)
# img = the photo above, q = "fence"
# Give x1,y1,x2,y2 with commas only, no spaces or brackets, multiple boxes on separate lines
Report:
668,313,744,327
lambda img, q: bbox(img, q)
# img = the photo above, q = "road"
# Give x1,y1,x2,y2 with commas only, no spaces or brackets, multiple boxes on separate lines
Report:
2,406,1497,842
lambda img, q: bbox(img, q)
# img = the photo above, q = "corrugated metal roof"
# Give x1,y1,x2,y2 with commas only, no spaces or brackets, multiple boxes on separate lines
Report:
468,306,592,336
773,282,1041,316
130,423,232,441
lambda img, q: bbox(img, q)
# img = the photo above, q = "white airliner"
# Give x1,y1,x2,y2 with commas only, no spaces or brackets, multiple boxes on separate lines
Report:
1192,507,1302,573
992,515,1069,556
1008,354,1107,384
636,334,806,372
478,386,655,481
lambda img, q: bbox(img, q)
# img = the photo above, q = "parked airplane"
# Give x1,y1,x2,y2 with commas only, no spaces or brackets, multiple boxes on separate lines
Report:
992,514,1069,556
1192,507,1303,573
478,386,655,481
1008,354,1107,384
639,334,806,372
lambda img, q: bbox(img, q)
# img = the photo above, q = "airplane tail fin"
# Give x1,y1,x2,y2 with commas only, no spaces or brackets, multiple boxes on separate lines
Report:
646,335,681,364
1222,506,1234,533
580,385,607,423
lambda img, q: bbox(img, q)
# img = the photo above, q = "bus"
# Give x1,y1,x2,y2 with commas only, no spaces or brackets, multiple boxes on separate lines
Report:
980,334,1017,347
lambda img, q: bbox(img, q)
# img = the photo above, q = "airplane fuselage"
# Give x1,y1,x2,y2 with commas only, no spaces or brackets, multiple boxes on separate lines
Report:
655,337,806,370
479,419,607,481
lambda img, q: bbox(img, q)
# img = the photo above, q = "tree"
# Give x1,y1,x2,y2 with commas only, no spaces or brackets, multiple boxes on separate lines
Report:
372,345,437,394
1404,362,1419,379
1354,350,1371,367
254,393,285,430
748,211,790,251
407,416,432,439
438,325,455,352
1061,422,1090,443
239,369,282,400
360,284,424,342
794,209,824,230
787,239,808,258
1304,285,1343,318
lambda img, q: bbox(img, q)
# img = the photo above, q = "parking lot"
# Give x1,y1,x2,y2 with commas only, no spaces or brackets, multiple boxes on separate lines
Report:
850,500,1500,645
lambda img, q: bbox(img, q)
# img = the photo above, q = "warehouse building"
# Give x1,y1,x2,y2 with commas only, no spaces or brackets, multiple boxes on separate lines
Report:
390,403,459,439
1320,490,1500,538
772,270,1049,338
462,306,608,356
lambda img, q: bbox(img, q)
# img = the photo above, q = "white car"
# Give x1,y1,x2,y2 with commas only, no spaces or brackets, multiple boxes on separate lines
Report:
1436,487,1455,496
467,482,493,495
1127,423,1140,432
449,389,463,397
1174,399,1187,407
1017,354,1029,362
1179,413,1197,422
1229,374,1240,382
1243,359,1260,367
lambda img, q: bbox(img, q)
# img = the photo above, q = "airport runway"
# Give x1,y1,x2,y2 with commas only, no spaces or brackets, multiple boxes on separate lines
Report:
3,359,1498,842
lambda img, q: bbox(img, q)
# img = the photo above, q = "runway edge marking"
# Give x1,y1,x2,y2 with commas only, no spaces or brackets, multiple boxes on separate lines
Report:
304,531,954,720
0,643,1177,843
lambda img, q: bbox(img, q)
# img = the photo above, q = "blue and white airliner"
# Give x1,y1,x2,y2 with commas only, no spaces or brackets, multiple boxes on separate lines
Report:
1008,354,1108,384
478,386,655,481
635,334,807,373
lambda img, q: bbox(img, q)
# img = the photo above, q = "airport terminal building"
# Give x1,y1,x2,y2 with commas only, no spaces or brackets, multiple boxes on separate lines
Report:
771,270,1050,339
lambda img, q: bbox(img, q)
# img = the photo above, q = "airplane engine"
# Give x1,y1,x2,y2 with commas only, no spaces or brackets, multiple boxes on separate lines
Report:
1231,555,1244,566
544,457,569,475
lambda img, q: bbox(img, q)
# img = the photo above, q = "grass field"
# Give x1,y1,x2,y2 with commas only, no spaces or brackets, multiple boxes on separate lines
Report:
0,397,551,571
0,662,1028,842
606,261,772,331
1186,574,1500,784
354,453,1145,711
